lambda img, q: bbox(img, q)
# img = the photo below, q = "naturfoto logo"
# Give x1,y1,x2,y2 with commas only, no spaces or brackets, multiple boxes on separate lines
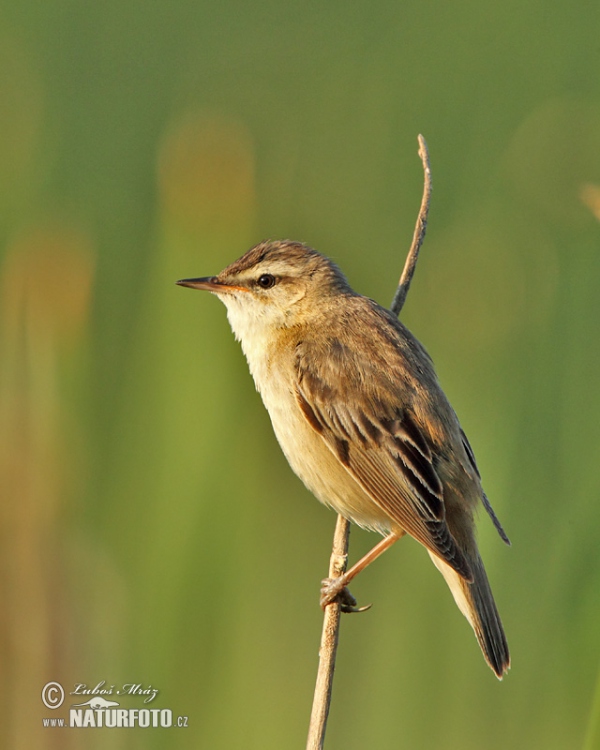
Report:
41,681,189,730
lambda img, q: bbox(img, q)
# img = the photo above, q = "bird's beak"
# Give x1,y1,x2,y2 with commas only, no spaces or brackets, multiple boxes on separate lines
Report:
176,276,247,293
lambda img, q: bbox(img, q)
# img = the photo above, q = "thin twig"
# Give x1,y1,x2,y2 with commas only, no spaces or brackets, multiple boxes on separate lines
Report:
390,134,432,317
306,515,350,750
306,136,432,750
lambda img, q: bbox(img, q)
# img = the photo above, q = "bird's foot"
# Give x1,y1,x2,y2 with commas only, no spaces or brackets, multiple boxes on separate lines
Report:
320,578,372,613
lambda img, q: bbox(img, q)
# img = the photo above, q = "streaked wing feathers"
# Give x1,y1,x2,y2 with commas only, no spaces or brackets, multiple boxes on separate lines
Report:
295,369,473,581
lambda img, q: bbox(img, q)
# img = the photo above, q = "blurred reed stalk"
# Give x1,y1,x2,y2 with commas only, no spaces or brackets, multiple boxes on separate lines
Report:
0,226,93,749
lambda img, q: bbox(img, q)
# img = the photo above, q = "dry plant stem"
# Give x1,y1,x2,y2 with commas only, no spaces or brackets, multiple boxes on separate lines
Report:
307,135,432,750
391,134,432,317
306,515,350,750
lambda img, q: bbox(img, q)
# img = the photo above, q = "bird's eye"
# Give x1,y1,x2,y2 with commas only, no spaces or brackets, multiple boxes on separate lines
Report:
257,273,276,289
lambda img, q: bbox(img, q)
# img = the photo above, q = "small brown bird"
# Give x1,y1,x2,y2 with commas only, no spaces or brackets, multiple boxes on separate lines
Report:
177,240,510,678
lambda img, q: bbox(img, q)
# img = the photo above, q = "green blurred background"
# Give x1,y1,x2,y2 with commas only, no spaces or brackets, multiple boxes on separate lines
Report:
2,1,600,748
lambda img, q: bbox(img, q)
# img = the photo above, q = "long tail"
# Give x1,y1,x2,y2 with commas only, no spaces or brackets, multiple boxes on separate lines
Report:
428,549,510,679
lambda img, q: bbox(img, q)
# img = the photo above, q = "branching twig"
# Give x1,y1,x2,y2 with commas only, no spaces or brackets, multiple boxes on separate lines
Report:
391,135,432,317
306,515,350,750
306,135,432,750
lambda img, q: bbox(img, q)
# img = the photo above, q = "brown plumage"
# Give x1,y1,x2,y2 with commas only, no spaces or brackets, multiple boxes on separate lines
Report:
177,240,511,678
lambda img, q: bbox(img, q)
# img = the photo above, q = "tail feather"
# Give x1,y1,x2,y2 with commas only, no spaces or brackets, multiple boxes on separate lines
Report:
429,549,510,679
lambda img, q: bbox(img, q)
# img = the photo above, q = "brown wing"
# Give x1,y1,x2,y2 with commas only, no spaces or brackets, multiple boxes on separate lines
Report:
460,428,511,546
294,327,474,582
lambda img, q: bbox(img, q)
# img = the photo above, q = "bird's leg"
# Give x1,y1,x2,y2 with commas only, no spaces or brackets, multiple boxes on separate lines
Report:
320,531,405,612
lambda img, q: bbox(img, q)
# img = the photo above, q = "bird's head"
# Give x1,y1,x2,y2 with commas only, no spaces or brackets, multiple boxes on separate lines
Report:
177,240,352,342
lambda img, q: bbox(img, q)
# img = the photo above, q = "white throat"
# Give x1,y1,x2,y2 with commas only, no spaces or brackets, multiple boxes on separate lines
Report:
218,293,284,388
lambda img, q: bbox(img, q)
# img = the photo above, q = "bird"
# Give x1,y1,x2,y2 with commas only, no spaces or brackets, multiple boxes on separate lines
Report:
177,239,510,678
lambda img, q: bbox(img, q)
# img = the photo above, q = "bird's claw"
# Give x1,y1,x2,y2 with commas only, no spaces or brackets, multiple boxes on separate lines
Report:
320,577,372,613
